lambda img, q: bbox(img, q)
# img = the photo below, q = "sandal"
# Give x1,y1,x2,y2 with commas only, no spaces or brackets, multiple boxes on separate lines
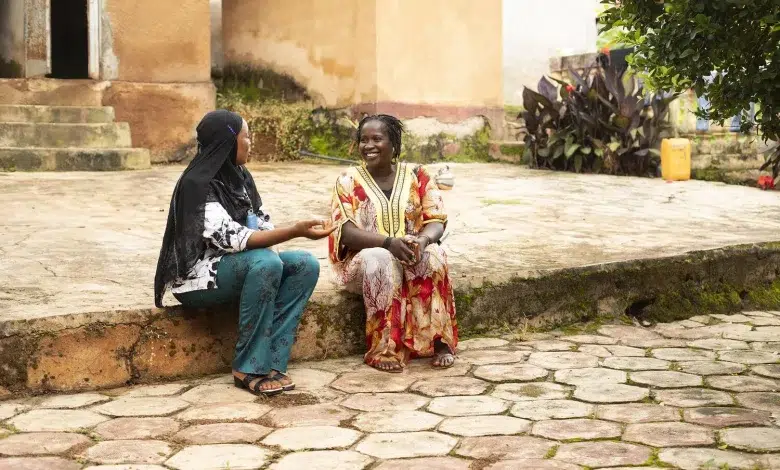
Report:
432,352,456,369
234,374,283,397
270,371,295,391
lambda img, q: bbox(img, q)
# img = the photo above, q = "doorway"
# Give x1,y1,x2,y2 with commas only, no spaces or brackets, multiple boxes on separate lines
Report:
50,0,89,78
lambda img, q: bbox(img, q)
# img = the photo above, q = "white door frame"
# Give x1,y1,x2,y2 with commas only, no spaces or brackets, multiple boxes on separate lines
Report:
87,0,101,79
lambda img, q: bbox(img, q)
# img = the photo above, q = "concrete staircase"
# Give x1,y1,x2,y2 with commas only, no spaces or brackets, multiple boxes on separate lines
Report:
0,104,150,171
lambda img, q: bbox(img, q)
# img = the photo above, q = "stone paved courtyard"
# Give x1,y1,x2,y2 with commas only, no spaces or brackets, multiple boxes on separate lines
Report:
0,311,778,469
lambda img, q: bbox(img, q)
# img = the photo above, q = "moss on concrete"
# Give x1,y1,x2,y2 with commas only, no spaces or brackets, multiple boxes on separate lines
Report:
402,125,492,164
0,58,22,78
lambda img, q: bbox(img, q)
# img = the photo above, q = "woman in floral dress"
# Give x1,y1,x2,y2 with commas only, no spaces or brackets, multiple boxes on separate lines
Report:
329,114,458,372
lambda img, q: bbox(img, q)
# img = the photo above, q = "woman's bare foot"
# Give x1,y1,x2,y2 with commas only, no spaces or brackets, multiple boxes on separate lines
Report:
372,359,404,373
233,371,283,393
432,340,455,368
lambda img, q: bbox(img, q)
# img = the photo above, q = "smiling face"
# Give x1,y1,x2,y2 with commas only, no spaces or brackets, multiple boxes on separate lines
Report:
358,120,394,172
235,119,251,165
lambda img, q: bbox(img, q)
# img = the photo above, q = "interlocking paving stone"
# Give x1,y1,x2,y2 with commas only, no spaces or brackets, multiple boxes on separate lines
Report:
597,325,662,342
676,360,747,375
283,368,338,390
410,376,488,397
491,382,571,401
373,457,471,470
688,338,750,350
330,371,417,393
0,432,90,456
352,410,443,432
720,427,780,452
270,450,372,470
340,393,429,411
121,384,190,398
458,338,509,350
753,363,780,378
725,328,780,342
176,403,272,422
485,460,581,470
735,391,780,412
659,324,752,340
80,440,172,465
472,364,549,382
8,409,109,432
623,422,715,447
658,447,768,470
747,316,780,326
0,457,82,470
0,403,30,420
454,436,556,460
355,432,457,459
405,360,472,378
564,335,617,345
527,352,598,370
165,444,274,470
38,393,109,409
532,418,622,441
595,403,681,423
262,425,361,451
602,356,670,371
92,398,190,417
457,349,529,365
295,356,365,374
510,400,594,420
554,367,626,385
654,388,734,407
179,384,256,404
623,338,689,348
605,345,645,356
263,403,356,427
683,406,772,427
523,340,576,352
573,383,649,403
650,347,715,361
718,350,780,364
754,341,780,352
438,415,531,436
94,417,180,440
744,311,777,318
711,313,753,323
427,396,510,416
706,374,780,392
82,465,168,470
554,441,651,467
173,423,272,444
576,345,610,357
629,370,703,388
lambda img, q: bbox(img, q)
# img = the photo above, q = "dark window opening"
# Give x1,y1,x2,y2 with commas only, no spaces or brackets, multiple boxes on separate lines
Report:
50,0,89,79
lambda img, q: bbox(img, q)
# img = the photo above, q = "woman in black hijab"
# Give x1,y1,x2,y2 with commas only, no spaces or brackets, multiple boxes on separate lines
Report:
155,110,334,396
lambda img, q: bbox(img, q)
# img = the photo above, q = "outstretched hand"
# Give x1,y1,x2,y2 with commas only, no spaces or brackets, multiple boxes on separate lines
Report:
294,219,337,240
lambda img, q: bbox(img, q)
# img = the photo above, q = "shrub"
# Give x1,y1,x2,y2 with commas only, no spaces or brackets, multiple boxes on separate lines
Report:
522,60,676,176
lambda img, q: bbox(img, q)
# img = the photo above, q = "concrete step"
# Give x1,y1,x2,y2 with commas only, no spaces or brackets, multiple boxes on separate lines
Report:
0,105,115,123
0,147,150,171
489,140,526,163
0,122,132,148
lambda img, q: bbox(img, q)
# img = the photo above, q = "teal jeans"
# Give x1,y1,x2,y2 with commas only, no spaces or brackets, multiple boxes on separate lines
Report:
174,249,319,375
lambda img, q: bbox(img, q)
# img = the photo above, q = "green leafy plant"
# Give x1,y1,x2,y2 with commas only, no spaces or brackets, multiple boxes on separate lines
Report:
522,60,676,176
599,0,780,177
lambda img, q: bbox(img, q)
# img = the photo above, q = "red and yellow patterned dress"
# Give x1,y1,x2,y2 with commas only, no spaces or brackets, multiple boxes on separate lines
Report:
328,162,458,367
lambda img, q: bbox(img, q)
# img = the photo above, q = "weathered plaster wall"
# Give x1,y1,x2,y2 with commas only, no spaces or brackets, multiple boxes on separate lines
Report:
0,0,25,77
223,0,376,107
101,0,211,82
503,0,599,105
210,0,223,72
374,0,503,108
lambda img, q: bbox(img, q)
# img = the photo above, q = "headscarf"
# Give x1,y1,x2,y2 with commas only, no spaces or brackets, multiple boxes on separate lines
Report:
154,109,262,307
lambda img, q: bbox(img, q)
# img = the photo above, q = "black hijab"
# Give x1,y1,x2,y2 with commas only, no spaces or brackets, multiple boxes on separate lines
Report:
154,109,262,307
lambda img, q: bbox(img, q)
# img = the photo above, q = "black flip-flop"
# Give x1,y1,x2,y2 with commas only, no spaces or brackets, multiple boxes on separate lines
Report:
270,371,296,391
234,374,283,397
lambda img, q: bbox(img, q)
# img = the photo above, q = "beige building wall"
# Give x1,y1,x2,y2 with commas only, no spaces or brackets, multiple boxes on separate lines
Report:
374,0,503,108
0,0,25,77
223,0,376,107
102,0,211,83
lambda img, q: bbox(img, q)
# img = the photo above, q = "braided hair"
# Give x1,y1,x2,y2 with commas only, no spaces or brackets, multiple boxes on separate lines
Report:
356,114,404,158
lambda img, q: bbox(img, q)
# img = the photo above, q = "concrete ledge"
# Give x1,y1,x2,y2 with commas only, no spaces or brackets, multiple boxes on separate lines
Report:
0,122,132,148
0,105,115,124
0,147,151,171
2,242,780,395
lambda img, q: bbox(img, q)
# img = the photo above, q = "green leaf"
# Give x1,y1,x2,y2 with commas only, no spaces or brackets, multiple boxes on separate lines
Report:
594,148,604,157
565,143,581,158
649,148,661,157
581,146,592,155
608,142,621,152
574,153,583,173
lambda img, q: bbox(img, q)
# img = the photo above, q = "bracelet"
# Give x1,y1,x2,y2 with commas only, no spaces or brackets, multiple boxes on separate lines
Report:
382,237,392,249
419,235,432,246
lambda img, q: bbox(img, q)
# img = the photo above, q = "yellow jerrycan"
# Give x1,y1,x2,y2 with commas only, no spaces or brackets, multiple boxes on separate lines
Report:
660,138,691,181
